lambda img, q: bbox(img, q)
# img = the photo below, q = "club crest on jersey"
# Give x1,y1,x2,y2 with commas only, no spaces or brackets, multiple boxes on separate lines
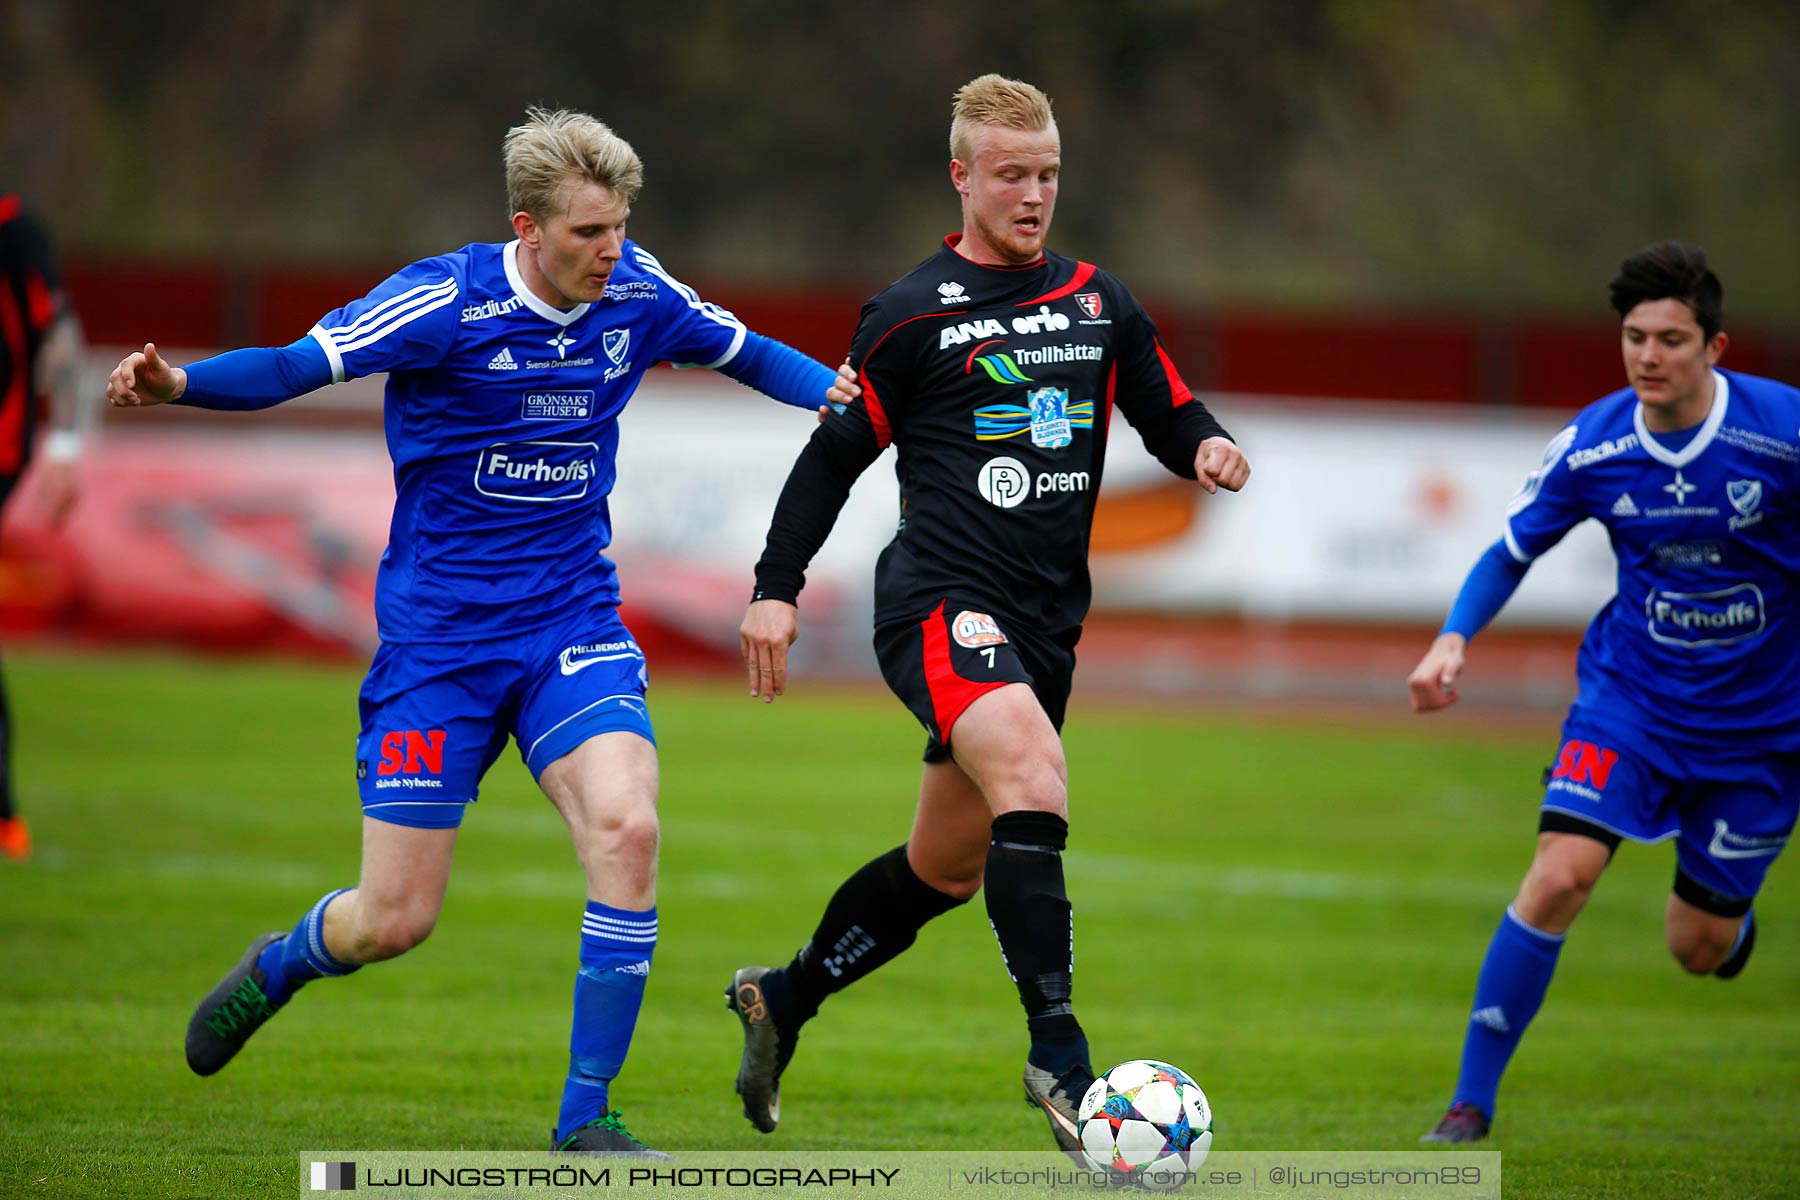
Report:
951,610,1008,648
1027,387,1074,448
973,389,1095,443
1728,479,1765,531
603,328,630,365
1074,292,1102,319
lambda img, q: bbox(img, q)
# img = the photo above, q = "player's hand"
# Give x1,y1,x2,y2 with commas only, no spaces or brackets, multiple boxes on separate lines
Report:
106,343,186,407
821,358,860,422
1194,436,1249,494
1407,632,1467,713
740,599,800,703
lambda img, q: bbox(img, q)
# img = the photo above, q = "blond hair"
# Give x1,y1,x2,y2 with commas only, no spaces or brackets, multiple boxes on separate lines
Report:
503,107,644,220
949,74,1055,162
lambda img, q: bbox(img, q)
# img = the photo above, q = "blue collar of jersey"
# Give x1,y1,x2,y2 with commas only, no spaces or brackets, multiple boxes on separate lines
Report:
1633,368,1728,468
502,238,592,327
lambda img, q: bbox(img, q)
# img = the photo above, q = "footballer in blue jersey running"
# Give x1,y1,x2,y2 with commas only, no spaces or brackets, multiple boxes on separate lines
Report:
106,108,858,1154
1407,243,1798,1145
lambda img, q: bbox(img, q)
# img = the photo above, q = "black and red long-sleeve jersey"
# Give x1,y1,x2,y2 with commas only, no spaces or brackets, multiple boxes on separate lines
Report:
0,193,68,477
753,236,1231,635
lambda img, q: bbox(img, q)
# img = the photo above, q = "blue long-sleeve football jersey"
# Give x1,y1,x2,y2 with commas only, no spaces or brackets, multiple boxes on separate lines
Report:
1503,369,1800,748
290,238,772,643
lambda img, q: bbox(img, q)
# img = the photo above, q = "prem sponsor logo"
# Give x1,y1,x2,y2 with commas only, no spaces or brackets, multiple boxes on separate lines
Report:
951,610,1008,648
977,456,1031,509
546,331,577,360
475,441,598,503
522,390,593,421
559,639,643,676
975,456,1091,507
1646,582,1765,647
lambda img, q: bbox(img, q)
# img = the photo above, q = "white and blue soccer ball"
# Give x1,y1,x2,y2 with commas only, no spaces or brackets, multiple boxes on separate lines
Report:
1077,1059,1213,1190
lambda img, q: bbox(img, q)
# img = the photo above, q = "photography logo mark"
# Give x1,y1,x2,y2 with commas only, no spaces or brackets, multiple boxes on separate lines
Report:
310,1161,356,1191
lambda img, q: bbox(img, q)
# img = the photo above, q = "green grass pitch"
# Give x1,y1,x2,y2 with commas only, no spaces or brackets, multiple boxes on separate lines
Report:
2,651,1796,1198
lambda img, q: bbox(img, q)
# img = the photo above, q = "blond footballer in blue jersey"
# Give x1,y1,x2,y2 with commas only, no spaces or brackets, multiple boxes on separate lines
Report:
107,108,858,1153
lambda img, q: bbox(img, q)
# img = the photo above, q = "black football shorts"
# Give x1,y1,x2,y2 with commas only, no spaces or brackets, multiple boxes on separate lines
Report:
872,598,1078,763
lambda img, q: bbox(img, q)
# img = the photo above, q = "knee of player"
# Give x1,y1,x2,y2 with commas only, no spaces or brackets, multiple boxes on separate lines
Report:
988,749,1068,814
1519,859,1598,916
927,865,985,902
1667,926,1733,974
581,807,661,862
354,909,438,961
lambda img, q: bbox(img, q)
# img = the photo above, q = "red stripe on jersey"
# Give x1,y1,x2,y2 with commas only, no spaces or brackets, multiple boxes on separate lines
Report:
860,367,892,449
920,600,1008,746
855,305,999,446
0,282,28,474
1154,336,1194,406
0,194,18,225
1016,261,1096,308
1103,364,1117,432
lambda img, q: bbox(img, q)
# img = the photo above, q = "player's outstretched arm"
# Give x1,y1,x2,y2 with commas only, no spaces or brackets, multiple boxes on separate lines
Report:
106,343,187,407
1194,436,1250,494
1407,632,1468,713
740,599,799,703
1411,540,1533,712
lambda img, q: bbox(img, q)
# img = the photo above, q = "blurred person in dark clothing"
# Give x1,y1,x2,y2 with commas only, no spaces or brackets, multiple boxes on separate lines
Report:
0,190,90,861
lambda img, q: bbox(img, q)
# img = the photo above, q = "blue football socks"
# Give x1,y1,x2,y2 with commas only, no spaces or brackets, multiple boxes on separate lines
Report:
256,887,361,1006
1452,905,1564,1116
556,901,657,1140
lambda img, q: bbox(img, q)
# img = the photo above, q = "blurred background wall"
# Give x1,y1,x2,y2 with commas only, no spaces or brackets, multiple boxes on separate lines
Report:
6,0,1797,707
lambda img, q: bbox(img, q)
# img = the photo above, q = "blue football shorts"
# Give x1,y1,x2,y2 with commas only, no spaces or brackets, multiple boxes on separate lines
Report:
354,604,654,829
1540,708,1798,904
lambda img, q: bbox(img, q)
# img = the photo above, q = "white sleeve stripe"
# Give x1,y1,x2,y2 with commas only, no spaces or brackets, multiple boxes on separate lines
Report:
1502,525,1534,564
331,286,460,356
325,278,457,341
308,325,345,384
699,324,747,370
330,281,458,349
631,250,746,334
